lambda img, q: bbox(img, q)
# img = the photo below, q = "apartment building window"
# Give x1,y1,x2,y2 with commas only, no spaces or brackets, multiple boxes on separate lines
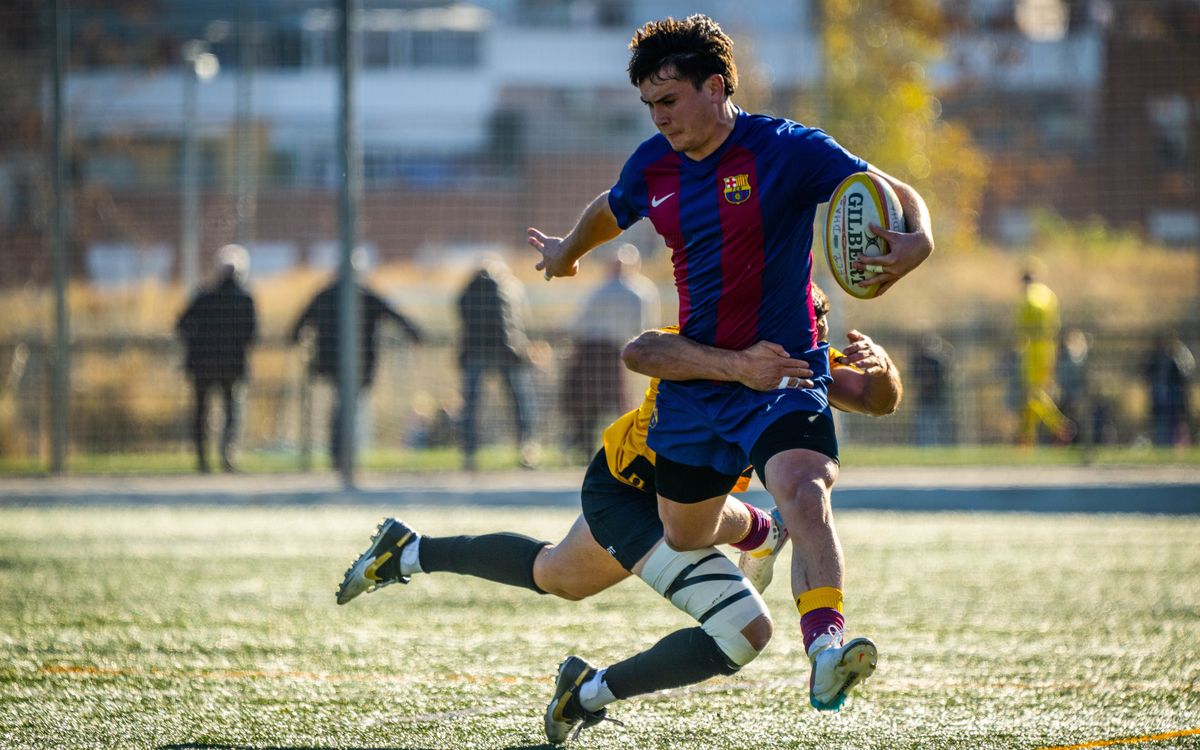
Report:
299,26,480,69
302,29,334,68
364,30,391,68
409,29,479,68
270,27,304,68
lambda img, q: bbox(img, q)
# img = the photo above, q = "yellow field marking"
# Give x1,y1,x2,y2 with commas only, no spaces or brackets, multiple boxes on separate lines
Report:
1035,727,1200,749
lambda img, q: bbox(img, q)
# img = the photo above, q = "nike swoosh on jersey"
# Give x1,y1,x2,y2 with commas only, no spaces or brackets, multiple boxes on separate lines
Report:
650,192,675,208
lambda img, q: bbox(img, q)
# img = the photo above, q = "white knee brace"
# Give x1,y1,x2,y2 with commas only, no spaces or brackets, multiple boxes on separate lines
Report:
638,542,768,667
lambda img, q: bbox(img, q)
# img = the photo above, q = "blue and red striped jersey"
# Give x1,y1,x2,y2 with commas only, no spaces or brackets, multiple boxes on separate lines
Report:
608,109,866,355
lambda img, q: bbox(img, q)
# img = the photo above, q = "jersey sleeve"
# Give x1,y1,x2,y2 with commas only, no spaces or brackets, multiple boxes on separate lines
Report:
607,149,649,230
829,345,863,373
782,125,869,207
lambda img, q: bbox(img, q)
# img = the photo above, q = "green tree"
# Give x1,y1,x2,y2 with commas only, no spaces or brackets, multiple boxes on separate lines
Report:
798,0,988,251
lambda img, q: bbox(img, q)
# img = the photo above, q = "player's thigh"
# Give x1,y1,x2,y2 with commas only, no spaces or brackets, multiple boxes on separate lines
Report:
760,448,838,512
654,452,741,548
534,514,629,599
752,410,840,498
655,494,729,546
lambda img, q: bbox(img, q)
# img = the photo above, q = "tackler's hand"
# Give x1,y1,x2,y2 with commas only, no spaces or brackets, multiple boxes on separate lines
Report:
838,330,890,376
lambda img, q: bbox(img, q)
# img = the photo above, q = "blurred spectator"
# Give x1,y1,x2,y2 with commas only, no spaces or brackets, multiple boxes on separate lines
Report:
175,244,257,473
1014,260,1074,445
457,255,539,471
561,243,660,455
291,251,423,464
1144,331,1195,447
1057,327,1093,445
405,391,459,450
912,333,953,446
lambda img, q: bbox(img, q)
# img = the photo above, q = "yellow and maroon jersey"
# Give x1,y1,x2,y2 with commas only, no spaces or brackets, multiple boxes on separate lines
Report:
600,375,672,492
829,346,849,369
599,331,850,493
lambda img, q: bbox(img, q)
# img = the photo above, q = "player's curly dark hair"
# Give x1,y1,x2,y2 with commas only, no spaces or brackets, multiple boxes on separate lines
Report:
627,14,737,96
811,282,831,319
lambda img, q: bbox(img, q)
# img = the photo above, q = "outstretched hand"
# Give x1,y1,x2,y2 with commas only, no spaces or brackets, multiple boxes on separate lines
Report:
527,228,579,281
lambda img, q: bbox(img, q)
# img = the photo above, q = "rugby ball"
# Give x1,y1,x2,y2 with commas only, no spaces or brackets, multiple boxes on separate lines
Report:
824,171,905,300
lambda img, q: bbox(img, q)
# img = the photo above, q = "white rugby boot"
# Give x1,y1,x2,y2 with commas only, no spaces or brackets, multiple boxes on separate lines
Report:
807,628,877,711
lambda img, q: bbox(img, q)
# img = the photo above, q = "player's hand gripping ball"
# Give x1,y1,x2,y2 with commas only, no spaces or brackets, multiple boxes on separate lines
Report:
824,171,904,300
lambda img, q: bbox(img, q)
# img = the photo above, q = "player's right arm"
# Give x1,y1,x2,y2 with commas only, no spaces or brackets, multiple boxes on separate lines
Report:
622,329,814,392
527,191,623,280
859,166,935,296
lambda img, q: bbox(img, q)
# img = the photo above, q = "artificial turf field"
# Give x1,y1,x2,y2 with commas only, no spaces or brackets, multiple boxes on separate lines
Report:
1,505,1197,750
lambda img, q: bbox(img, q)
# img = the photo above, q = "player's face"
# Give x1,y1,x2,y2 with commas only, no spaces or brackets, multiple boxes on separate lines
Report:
639,68,727,160
816,313,830,342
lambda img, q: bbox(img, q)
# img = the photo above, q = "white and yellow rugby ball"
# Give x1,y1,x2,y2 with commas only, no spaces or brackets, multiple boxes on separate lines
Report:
824,171,904,300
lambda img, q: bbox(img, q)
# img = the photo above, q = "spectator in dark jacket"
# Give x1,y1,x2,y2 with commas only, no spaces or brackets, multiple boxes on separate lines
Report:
457,255,539,470
176,245,257,473
291,254,423,463
913,333,953,446
1145,331,1195,447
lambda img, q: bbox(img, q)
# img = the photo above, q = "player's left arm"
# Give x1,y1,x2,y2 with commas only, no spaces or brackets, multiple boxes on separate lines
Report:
829,329,903,416
860,165,935,296
622,329,814,392
528,191,623,280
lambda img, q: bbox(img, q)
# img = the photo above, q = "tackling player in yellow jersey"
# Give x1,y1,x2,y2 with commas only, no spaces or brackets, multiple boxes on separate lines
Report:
336,284,901,743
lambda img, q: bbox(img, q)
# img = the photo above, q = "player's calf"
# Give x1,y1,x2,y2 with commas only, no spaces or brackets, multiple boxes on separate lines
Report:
336,519,552,605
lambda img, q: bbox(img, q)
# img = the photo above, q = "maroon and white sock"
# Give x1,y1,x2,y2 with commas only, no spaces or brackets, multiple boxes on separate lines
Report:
801,608,846,654
731,503,772,552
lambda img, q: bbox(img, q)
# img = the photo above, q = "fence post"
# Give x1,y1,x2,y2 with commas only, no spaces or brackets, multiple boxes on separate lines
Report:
50,0,70,475
335,0,361,487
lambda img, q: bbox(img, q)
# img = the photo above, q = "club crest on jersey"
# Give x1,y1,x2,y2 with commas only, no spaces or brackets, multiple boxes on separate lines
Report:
722,174,752,205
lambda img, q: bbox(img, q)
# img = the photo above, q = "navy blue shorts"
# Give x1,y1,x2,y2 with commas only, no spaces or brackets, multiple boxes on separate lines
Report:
648,342,837,481
580,449,662,572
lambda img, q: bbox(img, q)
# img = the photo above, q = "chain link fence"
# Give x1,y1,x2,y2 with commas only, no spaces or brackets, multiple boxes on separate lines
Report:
0,0,1197,473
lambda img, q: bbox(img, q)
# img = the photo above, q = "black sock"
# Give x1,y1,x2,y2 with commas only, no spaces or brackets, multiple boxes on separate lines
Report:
418,533,549,594
603,627,740,700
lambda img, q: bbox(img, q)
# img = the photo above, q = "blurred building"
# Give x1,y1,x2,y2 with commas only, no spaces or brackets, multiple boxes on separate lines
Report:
936,0,1199,248
1,0,1197,285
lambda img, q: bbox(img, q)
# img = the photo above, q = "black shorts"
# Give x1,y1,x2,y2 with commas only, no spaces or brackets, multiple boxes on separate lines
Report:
748,410,839,485
655,410,839,501
580,449,663,571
